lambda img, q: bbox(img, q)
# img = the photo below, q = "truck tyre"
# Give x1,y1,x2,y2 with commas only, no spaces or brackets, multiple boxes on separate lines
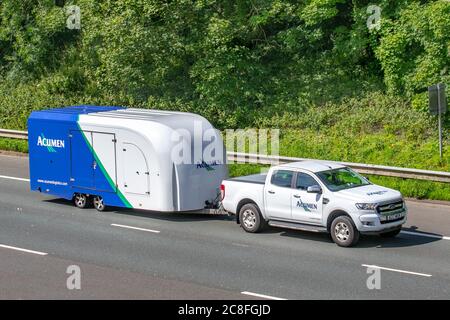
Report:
380,228,401,238
330,215,360,247
93,196,106,212
74,193,89,209
239,203,267,233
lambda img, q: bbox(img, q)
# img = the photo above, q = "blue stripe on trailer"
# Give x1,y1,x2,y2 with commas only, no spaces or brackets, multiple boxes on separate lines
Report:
28,106,131,209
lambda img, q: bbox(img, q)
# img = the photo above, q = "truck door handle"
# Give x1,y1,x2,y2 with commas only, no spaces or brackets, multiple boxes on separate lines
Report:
293,194,301,198
268,190,275,194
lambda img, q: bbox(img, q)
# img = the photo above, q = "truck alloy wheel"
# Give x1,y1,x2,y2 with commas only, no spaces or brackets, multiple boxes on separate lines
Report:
335,222,350,242
93,196,106,212
74,193,89,209
242,209,257,230
239,203,267,233
330,216,359,247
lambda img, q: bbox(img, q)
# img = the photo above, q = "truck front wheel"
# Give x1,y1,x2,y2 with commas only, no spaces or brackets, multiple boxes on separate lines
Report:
330,216,360,247
239,203,267,233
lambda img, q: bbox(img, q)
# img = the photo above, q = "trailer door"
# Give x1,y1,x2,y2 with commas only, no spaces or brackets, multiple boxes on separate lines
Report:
92,132,117,192
70,130,94,190
122,143,150,195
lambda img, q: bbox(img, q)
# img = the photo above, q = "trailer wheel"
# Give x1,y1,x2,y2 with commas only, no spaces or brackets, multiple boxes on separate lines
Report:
74,193,89,209
239,203,267,233
93,196,106,212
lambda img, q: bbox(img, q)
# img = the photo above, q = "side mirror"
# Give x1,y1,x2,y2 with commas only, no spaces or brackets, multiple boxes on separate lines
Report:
365,176,370,181
307,185,322,194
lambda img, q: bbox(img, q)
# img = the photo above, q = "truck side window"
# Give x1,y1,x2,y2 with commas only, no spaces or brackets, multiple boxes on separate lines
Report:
271,170,294,188
296,173,318,191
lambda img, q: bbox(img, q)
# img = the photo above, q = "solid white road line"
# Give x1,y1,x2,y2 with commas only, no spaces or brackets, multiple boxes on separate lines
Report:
0,175,29,182
401,230,450,241
362,264,432,277
0,244,48,256
111,223,160,234
241,291,287,300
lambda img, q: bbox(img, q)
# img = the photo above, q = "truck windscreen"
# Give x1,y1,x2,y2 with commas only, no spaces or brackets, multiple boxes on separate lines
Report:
316,167,370,192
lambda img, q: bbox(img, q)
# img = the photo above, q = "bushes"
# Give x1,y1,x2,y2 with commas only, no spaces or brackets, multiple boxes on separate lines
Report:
0,138,28,153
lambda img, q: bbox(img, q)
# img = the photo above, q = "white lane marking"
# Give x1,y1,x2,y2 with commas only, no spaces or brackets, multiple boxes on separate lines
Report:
232,242,250,248
0,244,48,256
241,291,287,300
0,175,29,182
401,230,450,241
362,264,432,277
111,223,160,234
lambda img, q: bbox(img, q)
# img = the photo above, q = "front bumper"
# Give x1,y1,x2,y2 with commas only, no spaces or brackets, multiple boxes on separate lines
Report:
355,209,407,234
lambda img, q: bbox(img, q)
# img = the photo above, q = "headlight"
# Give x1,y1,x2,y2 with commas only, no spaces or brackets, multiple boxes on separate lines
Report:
355,203,377,210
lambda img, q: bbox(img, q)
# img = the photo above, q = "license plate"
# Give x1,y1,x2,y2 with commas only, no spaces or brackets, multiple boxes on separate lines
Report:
381,212,405,221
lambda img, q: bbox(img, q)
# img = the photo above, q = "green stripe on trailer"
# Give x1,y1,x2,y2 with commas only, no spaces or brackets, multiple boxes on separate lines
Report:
77,123,132,208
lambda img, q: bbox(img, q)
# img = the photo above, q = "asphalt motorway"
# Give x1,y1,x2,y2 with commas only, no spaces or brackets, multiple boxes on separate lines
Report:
0,153,449,299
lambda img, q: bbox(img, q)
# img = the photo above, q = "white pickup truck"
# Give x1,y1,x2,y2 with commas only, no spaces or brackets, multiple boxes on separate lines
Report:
221,161,407,247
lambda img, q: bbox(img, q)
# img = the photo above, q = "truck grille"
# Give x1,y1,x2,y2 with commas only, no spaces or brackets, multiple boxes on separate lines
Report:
377,200,404,214
380,217,404,224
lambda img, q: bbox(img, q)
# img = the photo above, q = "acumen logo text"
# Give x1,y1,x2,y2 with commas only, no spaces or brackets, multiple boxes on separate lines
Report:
37,134,65,153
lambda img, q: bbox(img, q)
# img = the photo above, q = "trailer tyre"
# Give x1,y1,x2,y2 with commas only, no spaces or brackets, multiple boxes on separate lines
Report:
74,193,89,209
93,196,106,212
239,203,267,233
330,215,360,247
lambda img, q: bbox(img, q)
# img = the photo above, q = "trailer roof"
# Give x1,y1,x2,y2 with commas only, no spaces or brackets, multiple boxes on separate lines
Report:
29,106,125,122
87,108,209,130
29,106,207,125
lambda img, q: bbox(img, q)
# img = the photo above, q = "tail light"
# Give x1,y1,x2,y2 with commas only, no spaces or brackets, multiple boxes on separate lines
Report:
220,184,225,200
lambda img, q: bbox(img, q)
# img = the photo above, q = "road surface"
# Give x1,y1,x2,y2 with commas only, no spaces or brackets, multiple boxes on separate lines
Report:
0,154,449,299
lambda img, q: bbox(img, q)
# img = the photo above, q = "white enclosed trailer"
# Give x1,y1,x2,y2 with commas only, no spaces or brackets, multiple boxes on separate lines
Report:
28,106,228,212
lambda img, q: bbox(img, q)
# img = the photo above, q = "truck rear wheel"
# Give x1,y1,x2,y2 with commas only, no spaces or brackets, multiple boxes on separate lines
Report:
330,216,360,247
93,196,106,212
74,193,89,209
239,203,267,233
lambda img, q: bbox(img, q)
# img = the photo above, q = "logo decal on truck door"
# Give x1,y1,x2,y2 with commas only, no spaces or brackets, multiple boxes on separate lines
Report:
37,134,65,152
296,197,318,212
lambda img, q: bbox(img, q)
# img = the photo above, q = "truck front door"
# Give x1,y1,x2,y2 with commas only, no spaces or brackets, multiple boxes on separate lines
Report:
291,172,323,224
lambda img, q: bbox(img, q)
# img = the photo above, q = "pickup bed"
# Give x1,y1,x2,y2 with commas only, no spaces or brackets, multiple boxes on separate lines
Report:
221,161,407,247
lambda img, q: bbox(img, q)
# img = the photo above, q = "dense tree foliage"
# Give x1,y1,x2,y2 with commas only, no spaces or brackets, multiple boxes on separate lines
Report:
0,0,449,128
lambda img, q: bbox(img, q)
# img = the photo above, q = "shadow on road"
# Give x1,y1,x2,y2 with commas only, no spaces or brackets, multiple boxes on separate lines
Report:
43,198,234,222
43,198,442,248
276,228,441,248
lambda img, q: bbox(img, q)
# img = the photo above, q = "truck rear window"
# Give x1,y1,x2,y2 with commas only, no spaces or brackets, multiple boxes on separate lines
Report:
271,170,294,188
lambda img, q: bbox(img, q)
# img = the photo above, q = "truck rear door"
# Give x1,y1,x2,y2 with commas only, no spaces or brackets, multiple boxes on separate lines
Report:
265,170,294,220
